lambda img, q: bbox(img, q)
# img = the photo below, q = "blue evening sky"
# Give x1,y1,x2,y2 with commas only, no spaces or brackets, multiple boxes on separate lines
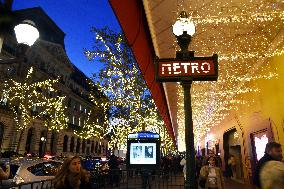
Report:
13,0,121,77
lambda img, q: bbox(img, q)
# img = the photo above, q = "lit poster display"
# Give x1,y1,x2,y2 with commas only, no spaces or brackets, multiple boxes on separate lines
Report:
130,143,156,164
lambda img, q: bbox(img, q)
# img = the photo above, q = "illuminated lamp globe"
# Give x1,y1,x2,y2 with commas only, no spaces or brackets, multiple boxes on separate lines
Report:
172,11,195,36
14,20,39,46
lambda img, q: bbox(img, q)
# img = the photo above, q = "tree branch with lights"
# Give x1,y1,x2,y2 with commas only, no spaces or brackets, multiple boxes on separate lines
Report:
0,67,68,153
85,27,175,151
74,80,109,140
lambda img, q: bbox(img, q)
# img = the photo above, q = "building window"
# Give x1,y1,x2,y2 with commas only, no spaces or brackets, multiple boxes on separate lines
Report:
76,138,81,153
32,104,37,112
70,137,75,152
80,104,82,111
91,141,94,153
85,108,87,113
0,94,7,105
95,141,98,154
82,139,86,153
50,131,57,155
78,117,81,126
72,116,75,124
63,135,68,152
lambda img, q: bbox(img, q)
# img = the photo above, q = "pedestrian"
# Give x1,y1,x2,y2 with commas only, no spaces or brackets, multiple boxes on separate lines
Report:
0,163,10,185
253,142,283,188
259,160,284,189
228,155,236,178
180,156,186,179
108,154,119,187
53,155,92,189
199,156,224,189
0,152,10,185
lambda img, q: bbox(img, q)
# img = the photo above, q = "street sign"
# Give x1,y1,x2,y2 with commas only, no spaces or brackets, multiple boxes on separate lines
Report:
155,54,218,82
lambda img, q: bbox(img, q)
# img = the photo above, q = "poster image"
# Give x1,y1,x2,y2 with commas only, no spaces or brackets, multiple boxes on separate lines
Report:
145,146,153,158
129,143,156,164
133,146,143,158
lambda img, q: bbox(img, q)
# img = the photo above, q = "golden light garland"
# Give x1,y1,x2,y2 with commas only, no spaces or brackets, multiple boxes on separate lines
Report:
171,0,284,151
85,29,176,151
0,67,68,132
74,80,109,140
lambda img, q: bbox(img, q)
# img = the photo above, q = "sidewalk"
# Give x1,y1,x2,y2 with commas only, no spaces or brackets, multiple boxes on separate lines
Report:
100,172,256,189
224,178,255,189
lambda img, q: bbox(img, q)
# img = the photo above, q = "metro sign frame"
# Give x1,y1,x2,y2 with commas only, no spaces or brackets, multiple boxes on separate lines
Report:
155,54,218,82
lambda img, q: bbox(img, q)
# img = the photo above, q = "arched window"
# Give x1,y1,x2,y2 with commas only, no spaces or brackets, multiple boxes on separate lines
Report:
50,131,57,155
0,123,4,150
82,139,86,153
98,143,101,154
70,137,75,152
91,141,95,153
39,130,47,157
76,138,81,153
25,128,34,153
86,139,90,154
95,141,98,154
63,135,68,152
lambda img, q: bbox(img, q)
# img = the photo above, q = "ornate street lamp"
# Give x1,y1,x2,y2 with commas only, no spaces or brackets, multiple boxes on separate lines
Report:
155,10,218,189
1,20,39,64
173,11,197,189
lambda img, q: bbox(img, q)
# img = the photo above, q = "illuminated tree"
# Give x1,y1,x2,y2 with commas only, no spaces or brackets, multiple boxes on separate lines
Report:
85,27,174,150
74,81,109,140
0,67,68,153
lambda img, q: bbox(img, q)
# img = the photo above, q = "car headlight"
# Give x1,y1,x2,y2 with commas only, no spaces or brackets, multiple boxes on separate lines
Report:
13,175,24,184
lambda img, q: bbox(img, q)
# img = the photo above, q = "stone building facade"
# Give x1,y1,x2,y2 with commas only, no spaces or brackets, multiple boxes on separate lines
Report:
0,7,108,157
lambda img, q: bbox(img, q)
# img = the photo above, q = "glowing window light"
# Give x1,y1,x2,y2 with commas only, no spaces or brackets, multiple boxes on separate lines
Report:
255,134,268,160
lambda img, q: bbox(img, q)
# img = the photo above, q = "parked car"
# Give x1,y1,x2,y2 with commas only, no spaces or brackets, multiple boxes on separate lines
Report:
0,157,62,188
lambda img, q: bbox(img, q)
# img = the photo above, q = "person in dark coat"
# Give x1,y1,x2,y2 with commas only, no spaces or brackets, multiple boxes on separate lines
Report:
108,154,120,187
53,156,92,189
253,142,283,188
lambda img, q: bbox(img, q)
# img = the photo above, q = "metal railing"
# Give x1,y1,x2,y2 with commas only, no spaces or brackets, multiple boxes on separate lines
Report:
1,169,184,189
94,169,185,189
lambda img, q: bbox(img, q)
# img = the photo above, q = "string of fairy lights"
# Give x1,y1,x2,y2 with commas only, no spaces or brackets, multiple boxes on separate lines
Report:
0,66,110,144
74,81,109,140
172,0,283,151
1,67,68,132
85,29,176,152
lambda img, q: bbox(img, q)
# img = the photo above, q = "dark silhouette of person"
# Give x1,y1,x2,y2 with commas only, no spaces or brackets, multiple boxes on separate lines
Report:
145,146,153,158
108,154,120,187
253,142,283,188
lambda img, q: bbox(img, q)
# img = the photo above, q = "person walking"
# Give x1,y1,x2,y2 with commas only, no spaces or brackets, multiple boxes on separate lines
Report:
180,156,186,179
0,163,10,186
253,142,283,188
53,155,92,189
199,156,224,189
108,154,120,187
260,160,284,189
228,155,237,179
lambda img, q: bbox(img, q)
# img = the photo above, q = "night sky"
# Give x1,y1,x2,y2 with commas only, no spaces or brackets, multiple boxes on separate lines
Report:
13,0,121,77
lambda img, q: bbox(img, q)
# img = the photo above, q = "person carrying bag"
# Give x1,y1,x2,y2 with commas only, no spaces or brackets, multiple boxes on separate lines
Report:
199,156,224,189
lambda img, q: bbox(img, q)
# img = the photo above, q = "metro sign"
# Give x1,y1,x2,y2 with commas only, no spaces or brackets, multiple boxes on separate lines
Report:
155,54,218,82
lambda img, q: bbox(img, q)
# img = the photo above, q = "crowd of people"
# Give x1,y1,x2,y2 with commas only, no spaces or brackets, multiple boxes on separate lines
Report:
0,142,283,189
161,141,284,189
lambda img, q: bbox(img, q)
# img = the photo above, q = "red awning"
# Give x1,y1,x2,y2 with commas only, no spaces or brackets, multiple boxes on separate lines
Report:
109,0,176,145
